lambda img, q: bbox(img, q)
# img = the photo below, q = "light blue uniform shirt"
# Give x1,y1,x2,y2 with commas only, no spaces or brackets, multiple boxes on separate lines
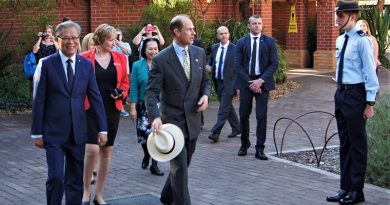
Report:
335,27,379,101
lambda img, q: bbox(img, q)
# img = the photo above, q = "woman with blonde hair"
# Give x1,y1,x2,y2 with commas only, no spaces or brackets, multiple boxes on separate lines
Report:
356,19,381,71
81,24,129,205
81,33,95,52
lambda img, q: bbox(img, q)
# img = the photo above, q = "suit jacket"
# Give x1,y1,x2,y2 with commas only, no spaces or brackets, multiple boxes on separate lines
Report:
130,58,149,103
145,44,211,140
208,42,237,95
31,51,107,144
81,49,129,111
234,34,278,92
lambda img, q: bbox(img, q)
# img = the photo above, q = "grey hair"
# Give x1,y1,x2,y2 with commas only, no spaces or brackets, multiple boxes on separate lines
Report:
55,21,81,37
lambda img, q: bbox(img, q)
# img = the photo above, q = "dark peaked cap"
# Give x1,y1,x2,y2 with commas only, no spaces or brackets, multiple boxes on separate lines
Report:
335,0,360,12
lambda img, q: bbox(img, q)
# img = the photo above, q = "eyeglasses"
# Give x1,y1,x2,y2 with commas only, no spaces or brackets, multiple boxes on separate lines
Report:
60,36,80,42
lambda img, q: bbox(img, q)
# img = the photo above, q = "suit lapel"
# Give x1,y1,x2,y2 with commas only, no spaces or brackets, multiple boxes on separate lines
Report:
53,52,71,94
258,35,265,72
167,46,188,84
189,46,198,83
223,43,233,71
72,55,83,94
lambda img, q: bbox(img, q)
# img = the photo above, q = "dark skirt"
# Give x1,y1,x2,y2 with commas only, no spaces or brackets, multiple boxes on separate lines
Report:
86,100,120,146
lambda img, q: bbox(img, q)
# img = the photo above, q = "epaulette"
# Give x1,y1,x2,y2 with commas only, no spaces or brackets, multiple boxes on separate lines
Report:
357,30,367,37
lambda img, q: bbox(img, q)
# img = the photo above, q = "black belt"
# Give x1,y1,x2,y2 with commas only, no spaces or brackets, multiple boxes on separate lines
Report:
250,75,261,80
337,83,364,91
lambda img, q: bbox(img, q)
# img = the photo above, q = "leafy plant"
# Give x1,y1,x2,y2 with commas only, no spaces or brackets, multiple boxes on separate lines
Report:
0,0,57,52
360,5,390,68
275,44,287,84
0,32,31,112
366,93,390,188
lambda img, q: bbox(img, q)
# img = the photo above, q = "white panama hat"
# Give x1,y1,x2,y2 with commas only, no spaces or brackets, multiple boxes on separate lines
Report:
147,123,185,162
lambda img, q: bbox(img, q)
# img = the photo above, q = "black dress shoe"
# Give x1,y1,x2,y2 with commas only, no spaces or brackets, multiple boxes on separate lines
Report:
141,157,150,169
237,143,251,156
93,198,110,205
255,150,268,160
339,190,365,204
150,165,164,176
208,133,220,142
227,131,241,138
326,190,348,202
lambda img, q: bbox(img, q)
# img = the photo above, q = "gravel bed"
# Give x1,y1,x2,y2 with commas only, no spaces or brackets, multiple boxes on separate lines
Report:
274,147,340,174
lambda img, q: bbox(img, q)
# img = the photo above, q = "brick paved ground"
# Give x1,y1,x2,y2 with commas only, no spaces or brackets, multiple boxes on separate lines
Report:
0,69,389,205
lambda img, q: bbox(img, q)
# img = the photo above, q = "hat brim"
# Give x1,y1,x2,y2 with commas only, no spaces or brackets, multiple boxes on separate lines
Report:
147,123,185,162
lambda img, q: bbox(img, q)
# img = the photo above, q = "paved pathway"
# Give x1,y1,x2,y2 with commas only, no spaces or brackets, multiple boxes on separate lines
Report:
0,69,389,205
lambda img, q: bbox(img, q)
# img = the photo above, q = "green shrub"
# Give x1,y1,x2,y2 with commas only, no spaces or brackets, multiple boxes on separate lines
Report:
0,64,31,112
360,5,390,69
366,93,390,188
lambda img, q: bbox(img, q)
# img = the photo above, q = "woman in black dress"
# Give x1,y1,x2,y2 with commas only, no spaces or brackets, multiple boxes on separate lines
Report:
81,24,129,205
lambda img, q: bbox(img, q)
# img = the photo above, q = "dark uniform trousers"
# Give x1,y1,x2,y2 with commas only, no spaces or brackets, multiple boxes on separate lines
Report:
334,85,367,191
239,85,269,151
210,79,240,134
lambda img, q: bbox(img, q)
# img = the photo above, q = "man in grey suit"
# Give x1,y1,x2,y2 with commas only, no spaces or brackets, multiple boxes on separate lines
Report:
145,15,211,205
206,26,240,142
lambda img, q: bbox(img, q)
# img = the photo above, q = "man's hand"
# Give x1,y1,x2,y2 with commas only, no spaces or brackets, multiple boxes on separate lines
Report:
249,79,264,94
98,133,108,147
197,95,209,112
34,138,44,149
363,105,375,119
205,65,212,73
151,118,163,134
234,89,240,100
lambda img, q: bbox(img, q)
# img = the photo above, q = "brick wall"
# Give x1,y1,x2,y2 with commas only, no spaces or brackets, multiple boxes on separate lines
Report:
272,2,289,47
314,0,339,69
256,0,273,36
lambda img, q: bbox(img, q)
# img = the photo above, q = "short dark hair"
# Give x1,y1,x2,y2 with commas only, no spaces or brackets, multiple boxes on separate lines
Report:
140,38,160,59
62,17,71,22
169,15,189,36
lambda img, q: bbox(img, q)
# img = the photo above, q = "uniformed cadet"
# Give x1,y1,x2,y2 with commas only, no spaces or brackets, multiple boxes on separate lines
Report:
326,1,379,204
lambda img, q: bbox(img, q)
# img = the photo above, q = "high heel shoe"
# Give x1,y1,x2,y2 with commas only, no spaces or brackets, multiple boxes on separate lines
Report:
150,164,164,176
91,171,97,185
93,198,110,205
141,157,150,169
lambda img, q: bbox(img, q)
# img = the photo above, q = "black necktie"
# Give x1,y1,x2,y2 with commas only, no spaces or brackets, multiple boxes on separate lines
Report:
66,59,74,89
217,47,224,80
337,34,349,85
251,37,258,76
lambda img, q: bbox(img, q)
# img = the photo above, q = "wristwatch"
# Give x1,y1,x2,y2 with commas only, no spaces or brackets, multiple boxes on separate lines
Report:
366,101,375,106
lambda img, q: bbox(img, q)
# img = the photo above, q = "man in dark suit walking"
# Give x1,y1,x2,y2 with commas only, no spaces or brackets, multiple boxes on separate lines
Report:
145,15,211,205
234,15,278,160
206,26,240,142
31,21,108,205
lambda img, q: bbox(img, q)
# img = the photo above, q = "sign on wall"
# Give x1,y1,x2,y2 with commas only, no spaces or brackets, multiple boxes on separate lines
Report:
288,5,298,33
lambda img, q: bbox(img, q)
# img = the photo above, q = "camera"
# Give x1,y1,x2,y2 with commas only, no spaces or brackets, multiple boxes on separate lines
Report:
40,33,49,38
116,34,120,41
110,88,123,97
145,26,155,32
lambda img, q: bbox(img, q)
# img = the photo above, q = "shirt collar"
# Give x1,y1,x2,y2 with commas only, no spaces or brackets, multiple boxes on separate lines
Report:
59,50,76,64
219,41,230,48
345,26,358,37
173,40,188,54
250,33,261,39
